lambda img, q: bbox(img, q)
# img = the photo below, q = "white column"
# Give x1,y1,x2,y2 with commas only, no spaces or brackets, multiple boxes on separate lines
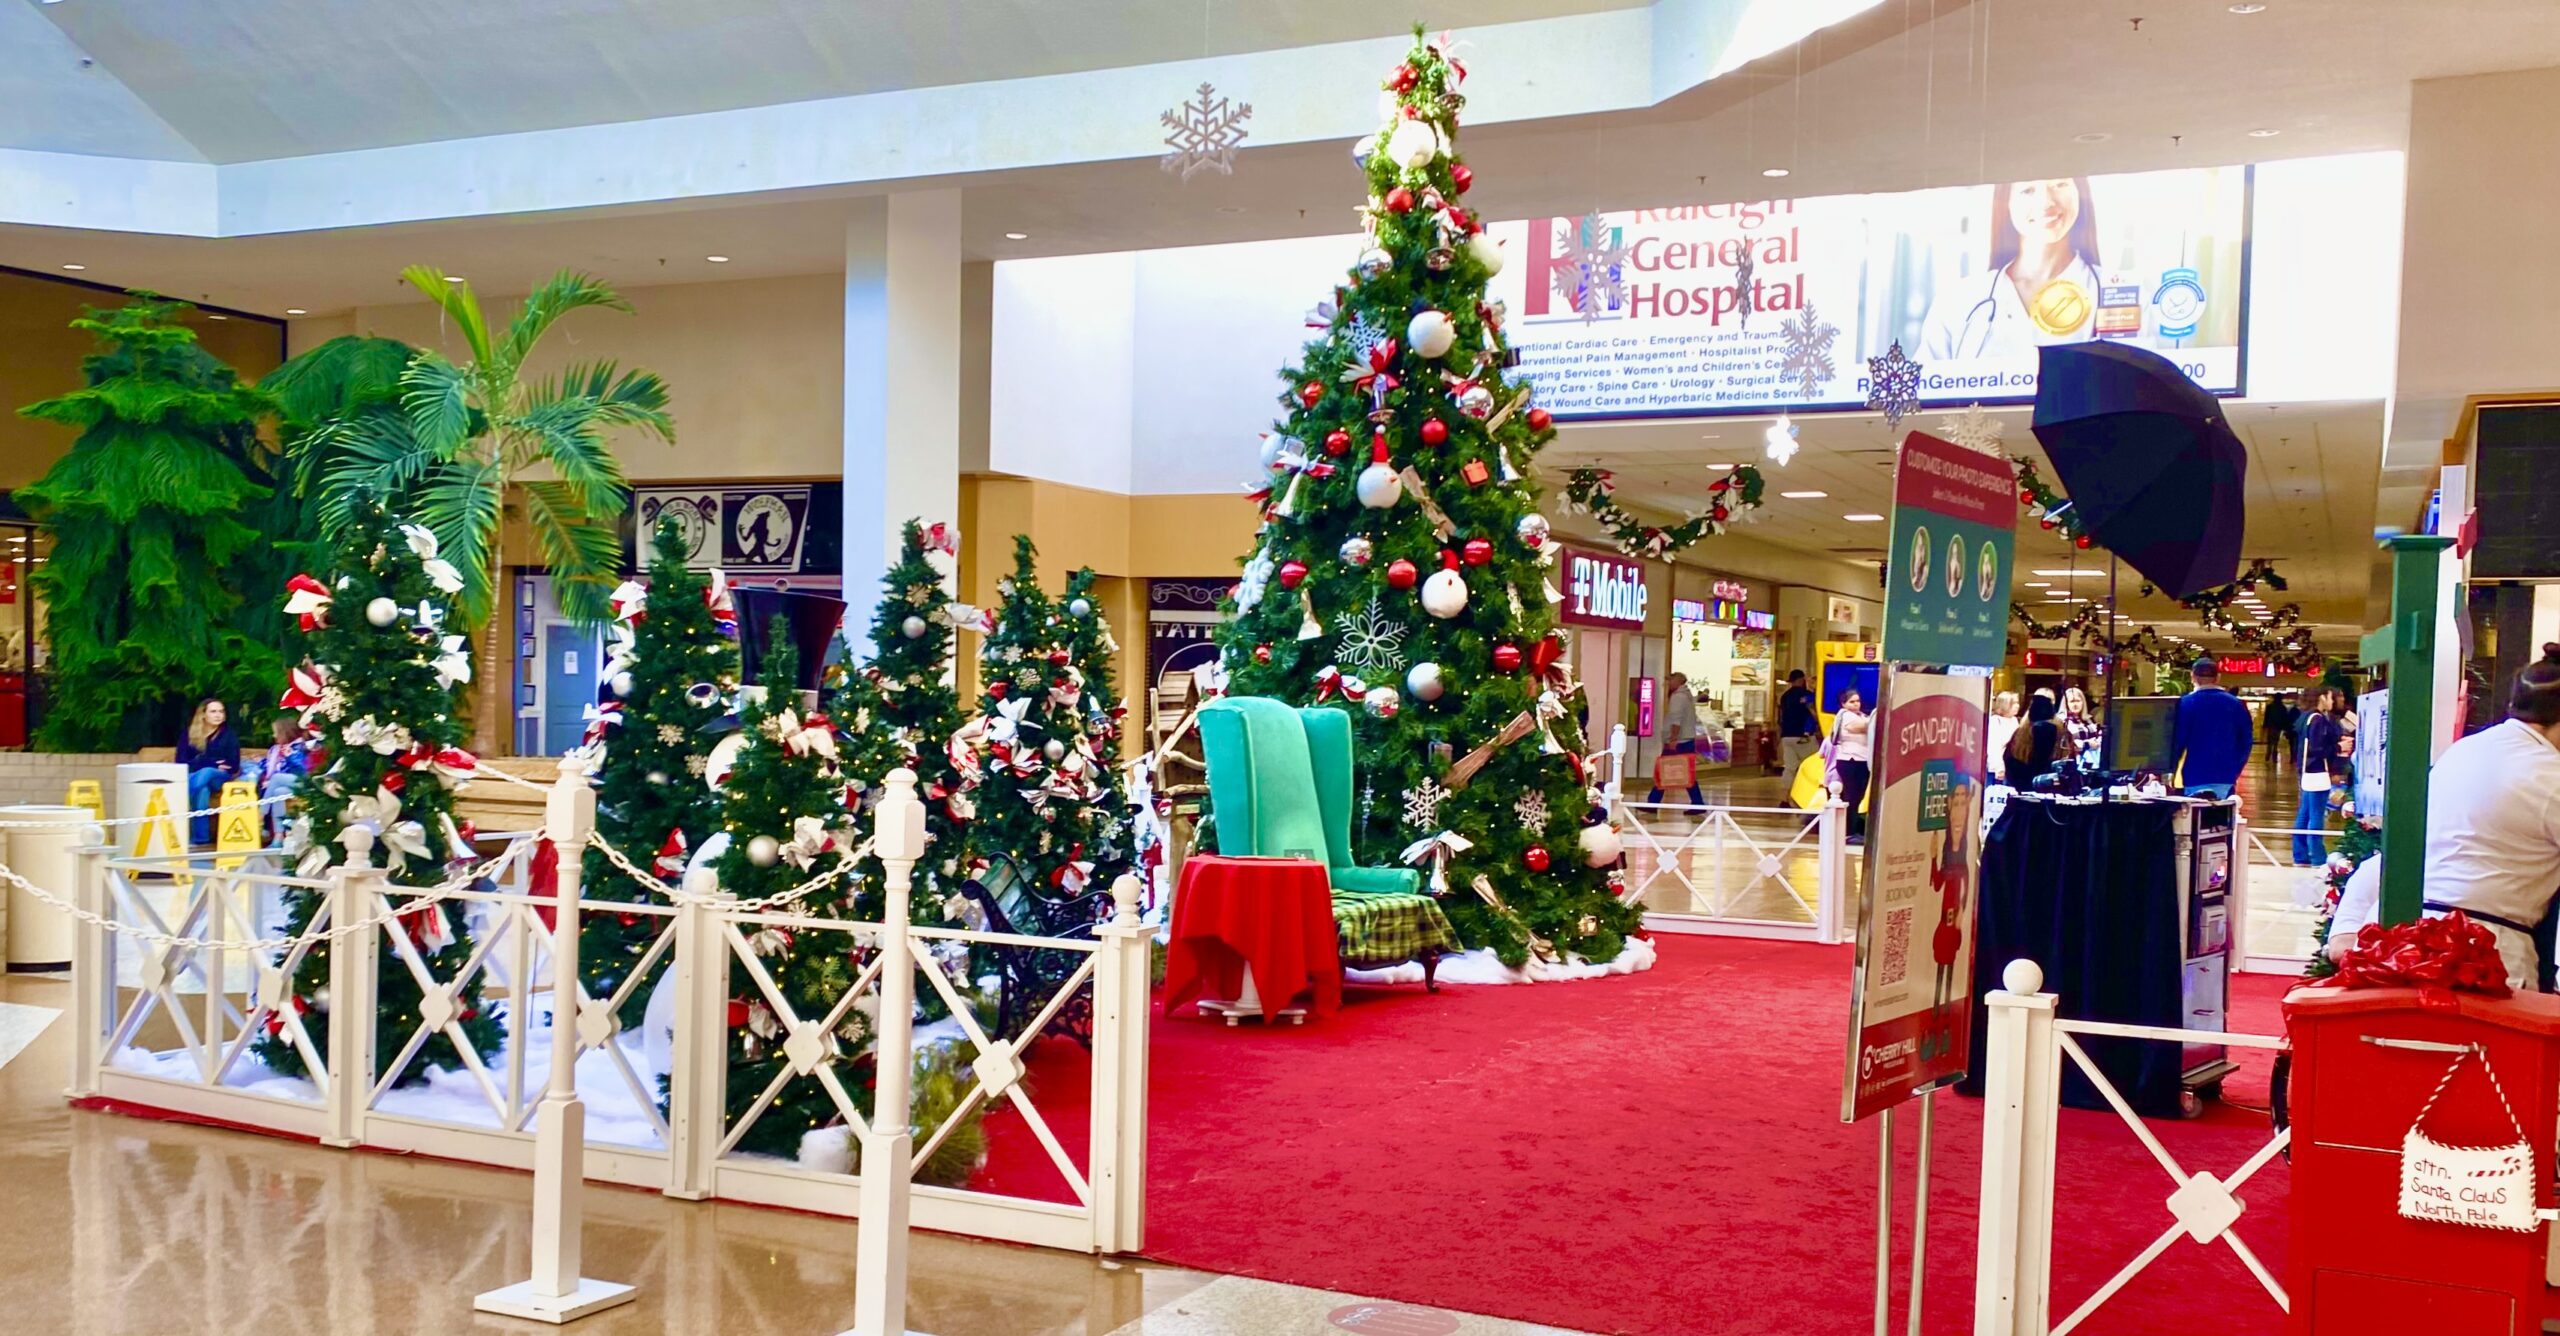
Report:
844,190,966,640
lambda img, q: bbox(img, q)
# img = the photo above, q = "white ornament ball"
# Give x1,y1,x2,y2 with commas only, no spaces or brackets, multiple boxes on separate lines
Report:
1260,433,1293,473
311,987,331,1013
609,670,635,699
1356,461,1405,509
1069,597,1093,617
1517,513,1553,547
1405,661,1445,703
365,596,400,627
1421,566,1469,619
1362,685,1402,720
1339,536,1375,566
1457,383,1495,419
1407,309,1457,360
901,615,927,639
746,834,781,868
1043,738,1067,762
1351,134,1378,168
1578,821,1624,868
1467,231,1506,276
705,732,748,793
1386,118,1440,170
1357,247,1394,280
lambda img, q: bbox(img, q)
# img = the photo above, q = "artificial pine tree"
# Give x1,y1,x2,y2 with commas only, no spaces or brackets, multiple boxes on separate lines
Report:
17,299,282,750
578,516,737,1026
848,520,973,916
969,538,1114,899
1210,29,1638,966
254,500,499,1084
713,626,867,1156
1059,567,1133,875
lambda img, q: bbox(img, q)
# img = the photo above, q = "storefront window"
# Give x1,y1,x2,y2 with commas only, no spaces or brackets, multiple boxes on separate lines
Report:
0,521,48,749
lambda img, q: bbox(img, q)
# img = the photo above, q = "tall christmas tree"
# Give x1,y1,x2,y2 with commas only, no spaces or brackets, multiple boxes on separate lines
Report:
849,519,973,916
1059,567,1133,877
968,537,1113,899
255,500,500,1084
577,515,737,1026
1211,29,1637,966
713,626,868,1156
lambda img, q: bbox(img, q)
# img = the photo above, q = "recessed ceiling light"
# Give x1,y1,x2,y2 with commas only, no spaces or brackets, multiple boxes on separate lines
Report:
705,255,731,263
2247,128,2282,138
1843,512,1884,522
2072,132,2111,144
207,314,227,320
60,263,84,271
1780,490,1829,499
285,308,307,315
2227,3,2267,13
1761,168,1790,179
2031,569,2109,578
1004,231,1029,241
1703,463,1735,470
2022,581,2052,588
444,275,464,283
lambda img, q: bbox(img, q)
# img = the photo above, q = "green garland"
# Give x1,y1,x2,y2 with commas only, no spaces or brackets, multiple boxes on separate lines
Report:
2305,819,2383,980
2009,454,2091,549
1561,465,1765,559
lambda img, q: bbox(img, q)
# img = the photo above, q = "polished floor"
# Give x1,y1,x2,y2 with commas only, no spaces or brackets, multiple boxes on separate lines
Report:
0,974,1591,1336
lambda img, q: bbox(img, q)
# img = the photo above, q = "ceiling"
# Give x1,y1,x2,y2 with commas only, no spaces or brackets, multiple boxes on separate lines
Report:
1539,399,2387,648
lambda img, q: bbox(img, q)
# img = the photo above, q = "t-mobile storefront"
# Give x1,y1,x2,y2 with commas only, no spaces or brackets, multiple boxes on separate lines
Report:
1558,545,1666,786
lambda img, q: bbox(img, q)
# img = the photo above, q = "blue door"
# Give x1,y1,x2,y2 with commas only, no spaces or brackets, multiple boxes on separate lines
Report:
540,622,595,755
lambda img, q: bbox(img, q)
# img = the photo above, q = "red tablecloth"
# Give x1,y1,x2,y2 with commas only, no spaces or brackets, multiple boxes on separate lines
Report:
1163,854,1340,1021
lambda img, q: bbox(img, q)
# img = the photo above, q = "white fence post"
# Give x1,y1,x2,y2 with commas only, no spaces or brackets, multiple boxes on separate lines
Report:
474,777,636,1323
1816,799,1850,945
1088,873,1151,1255
1607,724,1629,821
1973,959,2060,1336
67,840,110,1100
321,830,381,1149
848,768,927,1336
665,863,729,1202
2228,814,2254,967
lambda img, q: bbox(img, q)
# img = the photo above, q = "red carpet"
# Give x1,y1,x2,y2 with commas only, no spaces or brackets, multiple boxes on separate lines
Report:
1000,935,2297,1336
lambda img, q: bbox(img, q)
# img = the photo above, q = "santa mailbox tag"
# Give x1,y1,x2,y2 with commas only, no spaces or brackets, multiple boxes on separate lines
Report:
2399,1045,2536,1233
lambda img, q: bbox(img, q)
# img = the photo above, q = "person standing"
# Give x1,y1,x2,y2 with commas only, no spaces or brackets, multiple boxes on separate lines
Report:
2261,695,2293,773
1648,671,1705,806
2004,692,2064,788
2167,657,2257,798
1825,688,1873,842
2293,688,2345,865
1777,669,1820,776
2060,685,2103,767
1986,691,2022,782
176,698,239,845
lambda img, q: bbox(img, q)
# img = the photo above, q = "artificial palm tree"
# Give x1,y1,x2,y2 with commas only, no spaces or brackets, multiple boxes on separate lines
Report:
309,268,674,752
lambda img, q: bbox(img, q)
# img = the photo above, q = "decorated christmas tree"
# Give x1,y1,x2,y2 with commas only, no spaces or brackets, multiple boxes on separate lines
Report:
713,626,867,1155
1058,566,1133,876
965,537,1115,901
255,500,499,1084
1210,29,1637,966
848,520,974,916
577,515,737,1026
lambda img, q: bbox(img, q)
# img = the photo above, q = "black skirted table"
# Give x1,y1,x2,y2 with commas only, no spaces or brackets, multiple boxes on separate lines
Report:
1959,795,2189,1117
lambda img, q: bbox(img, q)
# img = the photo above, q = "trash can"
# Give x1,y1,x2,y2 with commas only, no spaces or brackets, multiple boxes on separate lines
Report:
0,805,93,971
115,761,189,863
2284,983,2560,1334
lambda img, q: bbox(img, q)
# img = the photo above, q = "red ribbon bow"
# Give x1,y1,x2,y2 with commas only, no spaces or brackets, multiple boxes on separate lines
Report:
1343,339,1401,396
923,522,959,556
2317,910,2512,999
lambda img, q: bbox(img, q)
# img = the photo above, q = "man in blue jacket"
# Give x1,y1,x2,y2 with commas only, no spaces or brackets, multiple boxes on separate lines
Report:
2169,657,2258,798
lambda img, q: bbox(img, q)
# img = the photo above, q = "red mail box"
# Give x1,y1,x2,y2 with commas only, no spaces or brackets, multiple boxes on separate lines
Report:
2284,985,2560,1335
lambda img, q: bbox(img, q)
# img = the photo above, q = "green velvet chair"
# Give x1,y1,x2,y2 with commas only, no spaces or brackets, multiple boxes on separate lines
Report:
1197,696,1457,984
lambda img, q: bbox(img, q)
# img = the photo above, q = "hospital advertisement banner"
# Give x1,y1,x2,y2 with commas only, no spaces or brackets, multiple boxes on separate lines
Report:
1843,669,1991,1123
1881,432,2017,669
1486,165,2250,420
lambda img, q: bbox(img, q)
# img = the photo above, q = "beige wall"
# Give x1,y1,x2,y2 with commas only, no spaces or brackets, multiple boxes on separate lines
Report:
1,272,285,491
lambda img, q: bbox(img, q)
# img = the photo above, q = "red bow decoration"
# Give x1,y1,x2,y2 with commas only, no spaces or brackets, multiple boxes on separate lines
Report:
654,829,687,879
279,662,329,717
283,574,332,630
527,837,560,929
1341,338,1400,396
1528,633,1568,690
923,522,959,556
582,700,624,746
1313,664,1345,703
2317,910,2512,999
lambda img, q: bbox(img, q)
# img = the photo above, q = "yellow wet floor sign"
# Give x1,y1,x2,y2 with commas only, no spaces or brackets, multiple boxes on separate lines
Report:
216,781,260,870
130,782,190,885
63,779,104,824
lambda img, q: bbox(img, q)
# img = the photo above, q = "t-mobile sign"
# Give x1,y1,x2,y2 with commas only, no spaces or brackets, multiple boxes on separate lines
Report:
1559,546,1650,631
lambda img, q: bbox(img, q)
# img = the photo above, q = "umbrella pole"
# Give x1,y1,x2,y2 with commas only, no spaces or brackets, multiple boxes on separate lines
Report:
2105,558,2119,715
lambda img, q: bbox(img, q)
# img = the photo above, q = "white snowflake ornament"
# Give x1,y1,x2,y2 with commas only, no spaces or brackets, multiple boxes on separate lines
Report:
1402,777,1450,830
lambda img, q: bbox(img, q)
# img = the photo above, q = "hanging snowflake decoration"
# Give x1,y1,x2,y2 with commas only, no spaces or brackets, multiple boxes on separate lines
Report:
1763,413,1800,466
1550,210,1631,324
1866,341,1925,429
1514,789,1549,831
1732,247,1758,330
1402,777,1450,830
1161,82,1253,181
1346,311,1393,365
656,723,685,746
1937,402,2005,456
1777,300,1839,399
1333,594,1409,678
1234,546,1276,613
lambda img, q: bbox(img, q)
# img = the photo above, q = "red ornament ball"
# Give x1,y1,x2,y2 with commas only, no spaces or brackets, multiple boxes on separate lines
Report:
2018,487,2036,504
1278,559,1309,590
1523,845,1552,873
1385,185,1417,214
1492,640,1524,672
987,681,1009,700
1710,505,1728,522
1526,407,1553,433
1385,558,1420,590
1461,536,1493,566
2074,533,2094,550
1451,163,1474,194
1323,428,1351,456
1300,381,1324,409
1253,644,1273,665
2039,517,2057,531
1390,62,1419,92
1420,418,1449,446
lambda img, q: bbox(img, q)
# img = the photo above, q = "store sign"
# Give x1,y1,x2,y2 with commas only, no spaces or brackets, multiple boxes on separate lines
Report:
2216,655,2267,676
1672,598,1709,622
1711,579,1752,601
1828,596,1861,625
2355,689,2389,823
1844,670,1991,1122
1491,166,2250,420
1882,432,2015,669
634,486,839,576
1634,675,1656,739
1146,578,1233,706
1559,547,1651,631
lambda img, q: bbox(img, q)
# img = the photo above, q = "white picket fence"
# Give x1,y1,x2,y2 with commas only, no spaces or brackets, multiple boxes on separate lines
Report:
56,771,1151,1276
1600,725,1851,942
1972,960,2290,1336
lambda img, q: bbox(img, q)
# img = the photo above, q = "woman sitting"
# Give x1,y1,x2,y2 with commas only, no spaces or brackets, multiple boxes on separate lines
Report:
2004,693,2064,789
176,698,239,845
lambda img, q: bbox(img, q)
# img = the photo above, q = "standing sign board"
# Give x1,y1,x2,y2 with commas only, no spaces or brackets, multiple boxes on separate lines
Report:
2354,688,2389,822
1881,432,2016,669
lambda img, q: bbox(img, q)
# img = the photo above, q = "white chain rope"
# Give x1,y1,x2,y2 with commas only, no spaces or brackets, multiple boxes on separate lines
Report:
0,831,544,955
0,791,289,829
582,826,877,914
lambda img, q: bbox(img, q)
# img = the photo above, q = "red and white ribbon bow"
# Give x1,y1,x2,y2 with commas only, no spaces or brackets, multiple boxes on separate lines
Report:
778,815,834,870
581,700,624,746
1313,664,1345,703
609,580,649,625
1050,844,1096,896
935,601,995,633
776,709,838,762
704,570,737,635
653,829,689,880
280,662,330,721
283,574,333,630
1340,338,1401,397
922,522,960,556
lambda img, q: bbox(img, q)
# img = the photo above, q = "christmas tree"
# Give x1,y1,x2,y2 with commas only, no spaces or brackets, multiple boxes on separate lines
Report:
848,520,973,917
1059,567,1133,877
968,537,1114,901
577,516,737,1027
255,500,500,1085
713,626,868,1156
17,299,283,750
1210,29,1637,966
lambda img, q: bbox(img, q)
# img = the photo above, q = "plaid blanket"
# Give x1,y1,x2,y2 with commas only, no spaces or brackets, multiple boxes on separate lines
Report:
1331,890,1462,969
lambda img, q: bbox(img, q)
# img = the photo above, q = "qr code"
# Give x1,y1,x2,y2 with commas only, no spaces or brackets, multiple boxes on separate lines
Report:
1880,908,1913,986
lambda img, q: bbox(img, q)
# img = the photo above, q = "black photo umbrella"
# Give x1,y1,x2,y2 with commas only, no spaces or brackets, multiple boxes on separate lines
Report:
2029,341,2247,599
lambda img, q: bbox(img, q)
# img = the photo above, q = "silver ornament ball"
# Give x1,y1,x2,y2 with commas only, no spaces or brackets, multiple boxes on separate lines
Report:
1357,247,1394,280
1339,536,1375,566
1362,685,1402,719
1516,513,1553,547
1405,661,1445,702
364,596,400,627
609,670,635,698
1043,738,1067,762
901,615,928,639
746,834,781,868
1069,597,1093,617
1457,384,1496,419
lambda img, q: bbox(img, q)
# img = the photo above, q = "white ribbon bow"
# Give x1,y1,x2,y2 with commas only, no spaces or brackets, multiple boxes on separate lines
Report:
608,580,647,624
1400,830,1474,895
777,815,834,870
431,634,473,688
401,524,466,595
